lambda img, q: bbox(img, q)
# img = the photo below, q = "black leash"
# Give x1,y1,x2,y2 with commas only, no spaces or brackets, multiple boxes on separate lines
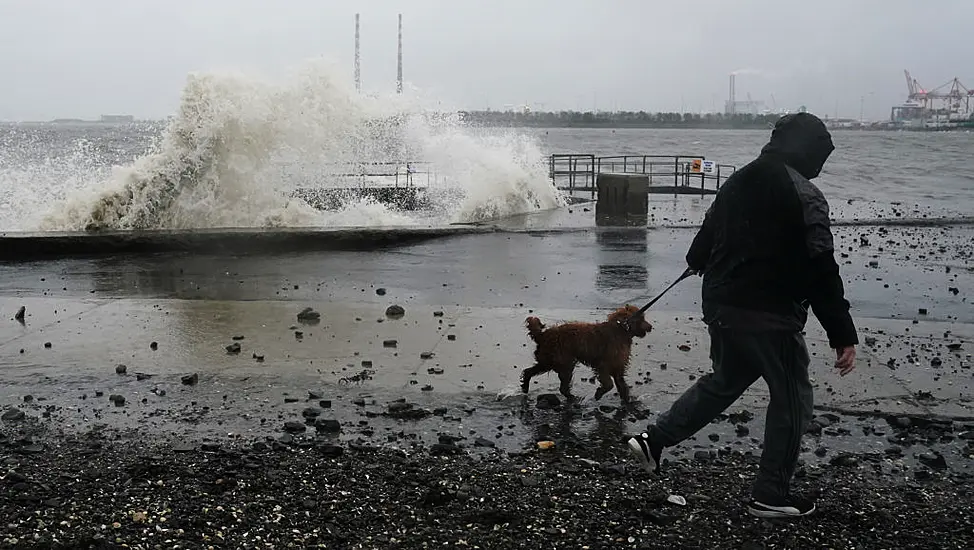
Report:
620,267,696,328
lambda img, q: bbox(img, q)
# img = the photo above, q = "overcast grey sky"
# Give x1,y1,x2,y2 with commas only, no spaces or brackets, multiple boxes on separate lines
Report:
0,0,970,121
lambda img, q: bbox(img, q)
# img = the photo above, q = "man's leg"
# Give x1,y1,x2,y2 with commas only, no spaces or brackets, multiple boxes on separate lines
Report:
747,331,815,517
628,325,761,471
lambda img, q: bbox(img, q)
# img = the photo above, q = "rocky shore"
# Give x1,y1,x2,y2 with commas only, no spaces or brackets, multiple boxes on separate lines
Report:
2,417,972,550
1,216,972,549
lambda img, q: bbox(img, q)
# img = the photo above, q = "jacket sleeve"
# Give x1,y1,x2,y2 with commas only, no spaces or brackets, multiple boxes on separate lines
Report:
685,203,715,272
794,176,859,348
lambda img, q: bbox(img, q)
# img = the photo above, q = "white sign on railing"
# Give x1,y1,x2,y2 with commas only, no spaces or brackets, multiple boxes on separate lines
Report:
690,159,718,175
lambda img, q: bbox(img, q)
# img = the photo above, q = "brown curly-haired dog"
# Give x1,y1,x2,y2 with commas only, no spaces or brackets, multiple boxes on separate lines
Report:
520,305,653,404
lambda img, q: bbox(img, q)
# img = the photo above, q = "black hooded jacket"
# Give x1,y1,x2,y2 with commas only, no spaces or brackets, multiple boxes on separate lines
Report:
686,113,858,348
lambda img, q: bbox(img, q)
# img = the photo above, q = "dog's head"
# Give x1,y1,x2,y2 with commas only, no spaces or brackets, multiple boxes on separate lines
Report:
607,305,653,338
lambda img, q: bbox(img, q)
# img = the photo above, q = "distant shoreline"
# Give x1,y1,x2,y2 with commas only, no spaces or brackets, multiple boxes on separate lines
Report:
2,112,969,133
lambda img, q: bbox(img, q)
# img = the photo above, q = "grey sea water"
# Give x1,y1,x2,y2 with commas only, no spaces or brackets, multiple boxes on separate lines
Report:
1,123,971,232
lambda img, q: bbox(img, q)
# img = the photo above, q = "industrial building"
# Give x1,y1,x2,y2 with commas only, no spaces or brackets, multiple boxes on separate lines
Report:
889,70,973,129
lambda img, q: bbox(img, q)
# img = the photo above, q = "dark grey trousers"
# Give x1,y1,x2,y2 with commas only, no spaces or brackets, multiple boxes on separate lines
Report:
651,325,813,501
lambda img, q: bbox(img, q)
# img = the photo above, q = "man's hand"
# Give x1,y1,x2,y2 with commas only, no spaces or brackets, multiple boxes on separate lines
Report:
834,345,856,376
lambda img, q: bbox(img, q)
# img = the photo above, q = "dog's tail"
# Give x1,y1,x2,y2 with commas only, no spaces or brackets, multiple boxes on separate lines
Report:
525,316,545,342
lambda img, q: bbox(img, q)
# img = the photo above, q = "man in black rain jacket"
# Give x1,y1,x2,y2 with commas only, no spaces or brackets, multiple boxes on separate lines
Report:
627,112,858,519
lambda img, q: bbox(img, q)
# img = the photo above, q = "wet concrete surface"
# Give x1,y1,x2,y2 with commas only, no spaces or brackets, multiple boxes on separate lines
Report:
1,202,973,476
0,225,494,261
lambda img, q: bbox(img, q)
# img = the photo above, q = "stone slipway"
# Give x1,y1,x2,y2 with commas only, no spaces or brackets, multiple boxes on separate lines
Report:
0,225,496,261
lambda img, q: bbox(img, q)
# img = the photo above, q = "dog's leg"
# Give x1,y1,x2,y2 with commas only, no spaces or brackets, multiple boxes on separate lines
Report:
557,367,576,401
593,370,615,401
520,364,548,394
612,373,632,405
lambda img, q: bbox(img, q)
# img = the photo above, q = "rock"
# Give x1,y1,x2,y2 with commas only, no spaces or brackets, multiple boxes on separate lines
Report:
727,410,754,424
433,311,444,317
389,402,413,413
319,400,332,408
420,352,435,360
814,446,828,457
708,433,720,442
284,421,307,434
666,494,687,506
150,342,158,351
301,408,322,419
830,454,858,467
1,409,25,422
474,437,496,448
109,394,125,406
172,442,195,453
536,394,561,410
314,419,342,433
385,305,405,318
894,416,912,429
693,450,713,461
44,342,51,349
22,395,32,403
735,424,750,437
947,343,963,351
383,339,398,348
317,444,343,458
918,452,947,470
430,443,462,456
918,308,928,315
813,415,834,428
864,336,878,347
297,307,321,324
226,342,241,354
375,288,387,295
308,390,323,399
18,444,44,454
135,373,152,381
678,344,692,352
181,373,199,386
447,334,457,341
519,475,539,487
14,305,25,322
643,509,680,526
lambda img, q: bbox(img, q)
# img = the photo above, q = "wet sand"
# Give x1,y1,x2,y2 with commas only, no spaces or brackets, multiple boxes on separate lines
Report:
2,201,973,548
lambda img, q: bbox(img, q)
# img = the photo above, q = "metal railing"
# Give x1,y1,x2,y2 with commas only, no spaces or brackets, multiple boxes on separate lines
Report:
549,154,736,197
322,161,437,188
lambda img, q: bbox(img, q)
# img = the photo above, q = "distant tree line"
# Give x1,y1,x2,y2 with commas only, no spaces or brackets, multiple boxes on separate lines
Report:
458,110,785,129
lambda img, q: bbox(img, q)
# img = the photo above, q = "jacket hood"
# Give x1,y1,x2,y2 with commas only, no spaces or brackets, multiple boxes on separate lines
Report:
759,113,834,179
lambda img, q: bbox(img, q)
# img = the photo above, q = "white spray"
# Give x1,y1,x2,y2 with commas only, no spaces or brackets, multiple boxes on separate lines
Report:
0,59,565,232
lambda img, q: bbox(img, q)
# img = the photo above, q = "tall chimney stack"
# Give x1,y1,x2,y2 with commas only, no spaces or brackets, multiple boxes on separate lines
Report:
396,14,403,94
354,13,361,93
